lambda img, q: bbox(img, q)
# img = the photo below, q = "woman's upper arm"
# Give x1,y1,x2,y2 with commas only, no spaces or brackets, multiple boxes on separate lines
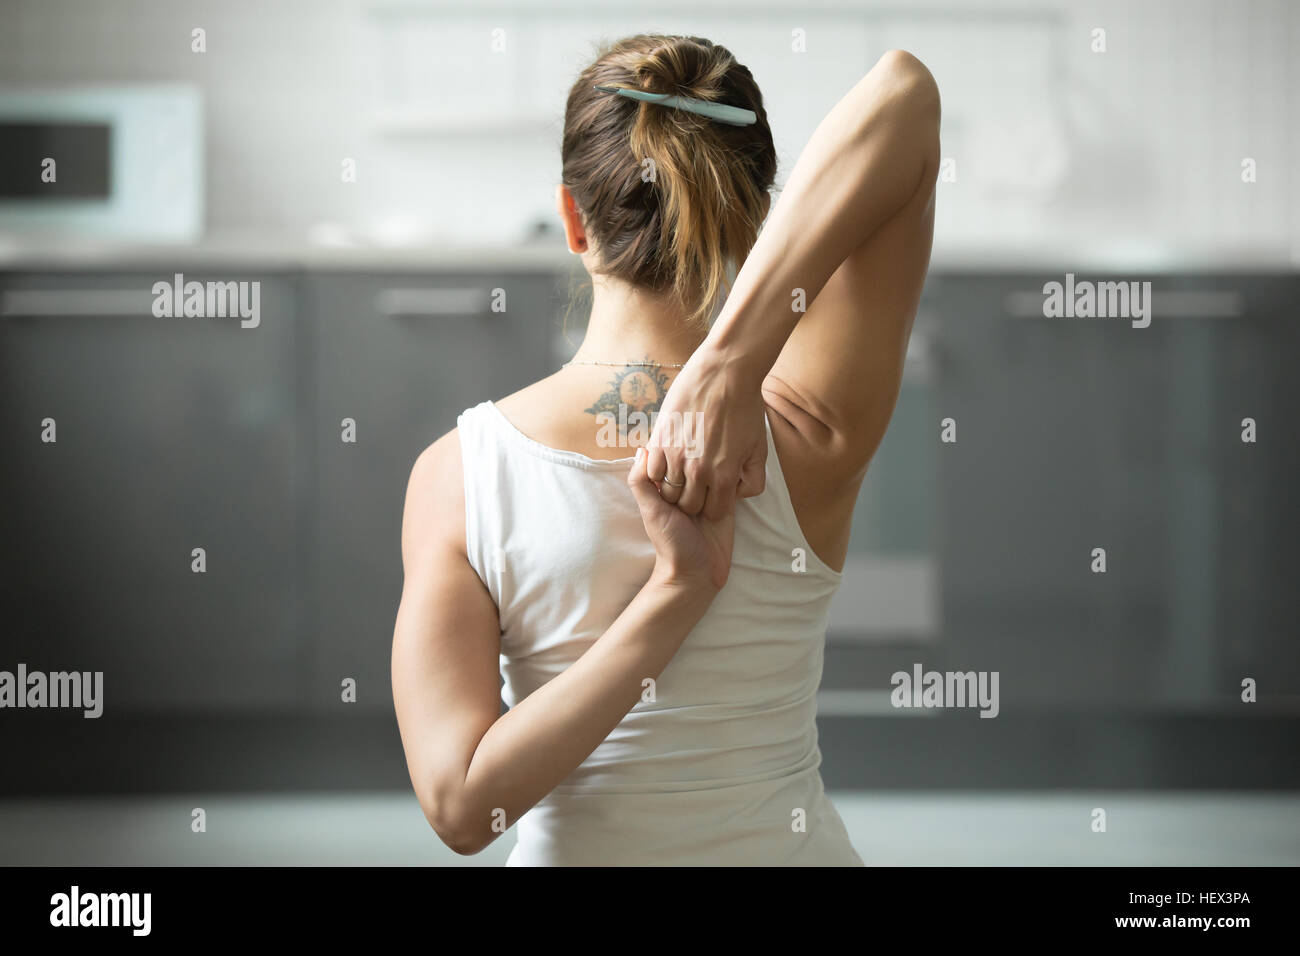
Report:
762,175,936,481
763,53,940,488
391,429,502,850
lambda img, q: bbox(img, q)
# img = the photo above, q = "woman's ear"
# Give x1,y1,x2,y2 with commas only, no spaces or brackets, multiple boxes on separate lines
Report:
555,185,589,254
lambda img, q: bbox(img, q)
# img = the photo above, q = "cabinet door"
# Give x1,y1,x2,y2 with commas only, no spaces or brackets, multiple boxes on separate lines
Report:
307,271,561,713
933,272,1299,707
0,271,303,709
934,273,1177,706
1211,275,1299,697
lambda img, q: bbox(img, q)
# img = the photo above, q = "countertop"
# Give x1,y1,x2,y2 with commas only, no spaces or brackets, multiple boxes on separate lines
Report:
0,231,1295,274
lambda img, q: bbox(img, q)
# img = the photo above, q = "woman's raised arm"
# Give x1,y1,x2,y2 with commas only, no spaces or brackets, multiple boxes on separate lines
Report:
646,49,941,519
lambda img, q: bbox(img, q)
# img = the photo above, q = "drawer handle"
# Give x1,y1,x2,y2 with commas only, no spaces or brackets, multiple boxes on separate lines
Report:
0,289,154,317
374,287,493,317
1004,289,1245,319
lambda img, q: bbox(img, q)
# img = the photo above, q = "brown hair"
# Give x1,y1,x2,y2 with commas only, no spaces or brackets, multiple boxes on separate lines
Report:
561,34,777,329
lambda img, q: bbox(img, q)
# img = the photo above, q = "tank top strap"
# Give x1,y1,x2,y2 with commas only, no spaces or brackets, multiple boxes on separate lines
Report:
455,401,505,600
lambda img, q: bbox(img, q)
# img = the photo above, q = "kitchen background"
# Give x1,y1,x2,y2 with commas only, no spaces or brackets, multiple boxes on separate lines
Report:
0,0,1296,865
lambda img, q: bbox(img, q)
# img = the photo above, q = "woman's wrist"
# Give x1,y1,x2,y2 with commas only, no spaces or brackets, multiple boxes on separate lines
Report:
693,333,769,393
648,560,722,603
702,264,804,388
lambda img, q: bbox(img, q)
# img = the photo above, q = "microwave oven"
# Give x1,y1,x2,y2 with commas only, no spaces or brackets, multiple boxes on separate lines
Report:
0,86,203,242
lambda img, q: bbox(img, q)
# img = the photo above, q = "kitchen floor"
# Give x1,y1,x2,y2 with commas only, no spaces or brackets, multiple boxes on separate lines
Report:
1,792,1295,866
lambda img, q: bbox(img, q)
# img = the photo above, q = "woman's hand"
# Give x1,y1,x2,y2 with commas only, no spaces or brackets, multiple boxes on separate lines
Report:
644,344,768,520
629,446,735,592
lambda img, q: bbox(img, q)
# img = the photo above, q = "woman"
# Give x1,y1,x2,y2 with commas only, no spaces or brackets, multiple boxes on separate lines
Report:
392,34,939,865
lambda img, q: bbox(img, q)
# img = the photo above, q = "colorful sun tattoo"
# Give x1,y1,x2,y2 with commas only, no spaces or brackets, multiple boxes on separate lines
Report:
584,359,672,441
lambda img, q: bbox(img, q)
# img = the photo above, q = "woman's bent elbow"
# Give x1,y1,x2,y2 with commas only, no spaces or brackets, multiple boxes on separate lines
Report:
439,826,493,857
420,793,495,856
875,49,941,118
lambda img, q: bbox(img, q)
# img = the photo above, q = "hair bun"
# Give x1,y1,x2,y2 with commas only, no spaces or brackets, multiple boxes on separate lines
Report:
633,37,730,101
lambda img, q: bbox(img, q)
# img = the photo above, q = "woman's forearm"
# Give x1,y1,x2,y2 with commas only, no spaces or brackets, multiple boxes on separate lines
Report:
706,50,940,382
449,568,715,851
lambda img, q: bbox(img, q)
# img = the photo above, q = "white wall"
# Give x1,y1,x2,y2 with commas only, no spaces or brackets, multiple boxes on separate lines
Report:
1,0,1295,265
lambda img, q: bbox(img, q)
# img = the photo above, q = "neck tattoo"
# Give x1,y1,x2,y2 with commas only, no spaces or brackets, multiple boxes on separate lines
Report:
581,358,673,439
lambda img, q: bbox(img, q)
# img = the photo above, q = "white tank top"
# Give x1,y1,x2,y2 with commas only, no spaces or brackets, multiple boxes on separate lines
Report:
456,400,864,866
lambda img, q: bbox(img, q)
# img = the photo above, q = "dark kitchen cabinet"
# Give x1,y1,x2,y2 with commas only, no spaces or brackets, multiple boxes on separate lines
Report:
929,272,1300,707
0,266,565,716
303,271,562,712
4,264,1292,726
0,270,303,710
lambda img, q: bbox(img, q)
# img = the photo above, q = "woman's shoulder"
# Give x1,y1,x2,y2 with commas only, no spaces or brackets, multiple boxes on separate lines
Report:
411,380,544,483
405,375,565,539
403,425,468,561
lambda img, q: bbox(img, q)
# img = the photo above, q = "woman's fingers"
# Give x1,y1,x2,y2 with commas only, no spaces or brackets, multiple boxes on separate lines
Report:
658,472,685,505
656,452,760,516
627,448,671,522
737,455,767,498
648,403,765,513
648,421,691,504
644,443,669,486
655,447,752,517
645,410,684,487
675,465,707,516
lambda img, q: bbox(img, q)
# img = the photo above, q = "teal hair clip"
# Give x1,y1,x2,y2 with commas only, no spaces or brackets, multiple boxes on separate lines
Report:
594,84,757,127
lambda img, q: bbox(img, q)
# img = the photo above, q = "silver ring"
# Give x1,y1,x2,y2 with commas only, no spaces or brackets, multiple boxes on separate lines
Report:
661,476,685,488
